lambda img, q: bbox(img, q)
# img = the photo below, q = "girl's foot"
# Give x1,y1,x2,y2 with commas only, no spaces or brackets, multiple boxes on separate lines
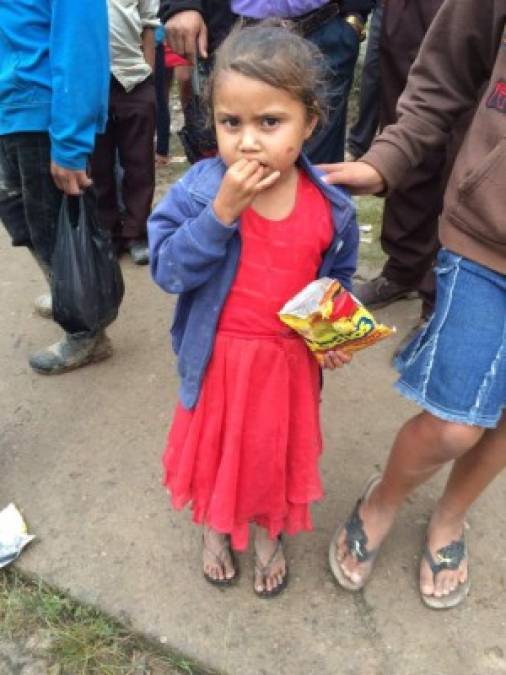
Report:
254,529,288,598
419,512,469,608
202,527,237,586
330,475,396,590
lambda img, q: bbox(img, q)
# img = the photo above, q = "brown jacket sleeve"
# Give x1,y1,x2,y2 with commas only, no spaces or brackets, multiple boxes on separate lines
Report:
362,0,503,191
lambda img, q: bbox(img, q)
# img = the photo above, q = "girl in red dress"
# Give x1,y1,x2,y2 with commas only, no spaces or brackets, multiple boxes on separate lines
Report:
148,22,359,597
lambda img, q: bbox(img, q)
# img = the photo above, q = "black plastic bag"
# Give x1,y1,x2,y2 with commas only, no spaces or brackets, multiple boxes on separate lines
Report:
178,58,217,164
51,191,124,334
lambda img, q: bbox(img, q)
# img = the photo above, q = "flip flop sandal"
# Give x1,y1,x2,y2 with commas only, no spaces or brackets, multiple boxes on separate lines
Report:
329,473,382,591
202,534,239,587
254,535,289,599
421,535,470,609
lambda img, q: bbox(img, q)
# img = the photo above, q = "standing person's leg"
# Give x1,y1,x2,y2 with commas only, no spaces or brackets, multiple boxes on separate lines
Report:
353,0,440,312
154,43,173,165
0,133,61,269
116,76,156,264
89,80,122,244
346,2,383,160
420,415,506,604
304,15,361,163
330,413,484,585
0,133,112,373
330,251,506,607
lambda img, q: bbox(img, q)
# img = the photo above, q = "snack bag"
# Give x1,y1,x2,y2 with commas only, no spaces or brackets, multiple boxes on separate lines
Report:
279,277,395,363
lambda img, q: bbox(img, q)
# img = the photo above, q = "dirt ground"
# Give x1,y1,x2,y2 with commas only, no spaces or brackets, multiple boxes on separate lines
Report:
1,164,506,674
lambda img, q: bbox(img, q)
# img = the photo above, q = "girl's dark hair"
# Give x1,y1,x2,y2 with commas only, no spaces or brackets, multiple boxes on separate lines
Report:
205,19,329,125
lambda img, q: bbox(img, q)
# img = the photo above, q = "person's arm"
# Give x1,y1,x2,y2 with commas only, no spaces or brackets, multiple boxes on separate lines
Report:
164,9,208,62
49,0,110,192
362,0,498,189
142,28,156,70
149,173,239,294
321,0,500,194
159,0,203,24
139,0,160,70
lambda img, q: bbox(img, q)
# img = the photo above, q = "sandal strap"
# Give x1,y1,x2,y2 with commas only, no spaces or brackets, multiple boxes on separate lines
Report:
424,537,466,576
344,500,377,563
203,534,231,573
255,536,283,578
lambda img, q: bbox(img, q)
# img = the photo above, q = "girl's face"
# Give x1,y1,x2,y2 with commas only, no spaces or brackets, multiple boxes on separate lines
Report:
213,71,317,180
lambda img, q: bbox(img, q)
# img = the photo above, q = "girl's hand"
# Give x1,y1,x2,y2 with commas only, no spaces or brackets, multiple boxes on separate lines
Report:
213,159,280,225
321,349,353,370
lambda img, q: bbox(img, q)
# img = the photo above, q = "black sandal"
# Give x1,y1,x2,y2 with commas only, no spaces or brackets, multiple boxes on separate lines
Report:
202,533,239,587
329,474,382,591
421,535,470,609
254,535,289,599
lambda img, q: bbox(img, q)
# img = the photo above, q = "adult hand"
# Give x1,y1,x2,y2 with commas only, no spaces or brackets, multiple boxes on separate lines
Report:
321,349,353,370
50,162,92,195
165,10,208,64
213,159,280,226
318,161,386,195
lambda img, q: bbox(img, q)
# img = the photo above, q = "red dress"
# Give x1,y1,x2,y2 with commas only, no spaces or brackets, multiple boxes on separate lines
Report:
163,171,334,550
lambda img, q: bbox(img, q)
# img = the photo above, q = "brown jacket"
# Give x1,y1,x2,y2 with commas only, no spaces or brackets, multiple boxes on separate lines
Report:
363,0,506,274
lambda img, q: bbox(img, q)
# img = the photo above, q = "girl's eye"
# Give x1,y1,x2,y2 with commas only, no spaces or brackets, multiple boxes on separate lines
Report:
262,116,280,128
219,117,240,129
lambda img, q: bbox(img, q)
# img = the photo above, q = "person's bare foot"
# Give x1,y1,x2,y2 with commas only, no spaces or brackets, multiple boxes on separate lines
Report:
419,511,468,602
334,480,396,588
254,528,287,596
202,526,236,583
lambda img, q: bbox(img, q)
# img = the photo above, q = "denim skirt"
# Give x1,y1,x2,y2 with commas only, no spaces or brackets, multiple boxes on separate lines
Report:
394,249,506,428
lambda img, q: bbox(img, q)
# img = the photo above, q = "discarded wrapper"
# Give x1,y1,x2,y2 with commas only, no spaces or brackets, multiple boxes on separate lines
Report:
279,277,395,363
0,503,35,568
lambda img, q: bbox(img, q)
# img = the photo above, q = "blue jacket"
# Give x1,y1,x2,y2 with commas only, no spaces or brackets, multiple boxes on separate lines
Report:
149,155,359,409
0,0,110,170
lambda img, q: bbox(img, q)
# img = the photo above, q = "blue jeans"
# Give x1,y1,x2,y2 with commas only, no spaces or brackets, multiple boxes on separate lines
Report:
304,15,361,163
395,249,506,429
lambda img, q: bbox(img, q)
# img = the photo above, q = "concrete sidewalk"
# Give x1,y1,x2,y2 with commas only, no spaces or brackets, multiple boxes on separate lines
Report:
1,228,505,675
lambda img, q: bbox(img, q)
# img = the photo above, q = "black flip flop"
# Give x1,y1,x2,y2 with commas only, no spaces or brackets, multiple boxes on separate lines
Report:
254,535,289,599
421,535,470,609
202,534,239,587
329,473,382,591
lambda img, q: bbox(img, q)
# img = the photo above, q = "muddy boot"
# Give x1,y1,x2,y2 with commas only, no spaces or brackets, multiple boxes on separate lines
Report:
29,331,112,375
30,251,53,318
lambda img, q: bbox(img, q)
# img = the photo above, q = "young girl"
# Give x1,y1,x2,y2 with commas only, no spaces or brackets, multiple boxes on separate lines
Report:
148,22,358,597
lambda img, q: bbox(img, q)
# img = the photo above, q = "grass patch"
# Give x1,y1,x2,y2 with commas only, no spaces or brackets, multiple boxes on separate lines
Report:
354,194,385,274
0,568,216,674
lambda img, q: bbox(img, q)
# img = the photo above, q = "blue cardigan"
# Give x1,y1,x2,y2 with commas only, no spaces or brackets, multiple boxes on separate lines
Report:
149,155,359,409
0,0,109,170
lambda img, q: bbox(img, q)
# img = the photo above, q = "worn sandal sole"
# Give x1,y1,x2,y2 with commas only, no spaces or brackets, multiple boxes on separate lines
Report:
254,535,289,599
421,576,470,609
328,473,382,591
254,567,289,599
202,536,240,587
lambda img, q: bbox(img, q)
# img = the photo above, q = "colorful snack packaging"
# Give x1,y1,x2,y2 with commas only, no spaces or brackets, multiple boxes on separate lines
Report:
279,277,395,363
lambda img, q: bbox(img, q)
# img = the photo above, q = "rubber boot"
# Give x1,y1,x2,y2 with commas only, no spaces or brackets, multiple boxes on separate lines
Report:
29,331,113,375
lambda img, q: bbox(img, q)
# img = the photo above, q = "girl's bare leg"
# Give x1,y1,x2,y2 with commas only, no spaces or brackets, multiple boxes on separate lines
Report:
421,413,506,598
335,411,484,586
